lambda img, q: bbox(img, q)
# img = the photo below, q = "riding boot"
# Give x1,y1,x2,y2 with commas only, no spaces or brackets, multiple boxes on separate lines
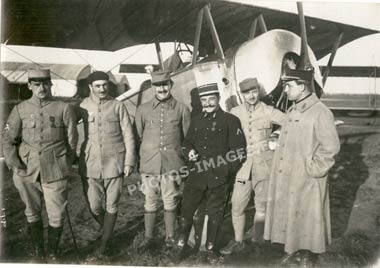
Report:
138,211,156,253
28,221,45,262
172,217,193,263
97,212,117,256
164,210,177,247
46,225,63,263
193,208,206,251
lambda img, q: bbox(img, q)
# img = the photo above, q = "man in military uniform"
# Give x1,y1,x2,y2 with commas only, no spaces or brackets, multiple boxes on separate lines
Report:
78,71,136,257
220,77,285,255
134,70,191,251
2,69,78,262
176,83,246,261
264,69,340,267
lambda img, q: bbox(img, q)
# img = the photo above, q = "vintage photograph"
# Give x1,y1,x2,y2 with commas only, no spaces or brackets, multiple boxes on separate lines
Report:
1,0,380,267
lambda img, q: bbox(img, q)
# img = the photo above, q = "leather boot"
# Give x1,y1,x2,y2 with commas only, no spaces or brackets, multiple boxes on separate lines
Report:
193,207,206,251
252,218,265,243
28,221,45,262
93,210,105,227
164,210,177,247
97,212,117,256
172,217,193,263
46,225,63,263
138,211,156,253
205,219,221,264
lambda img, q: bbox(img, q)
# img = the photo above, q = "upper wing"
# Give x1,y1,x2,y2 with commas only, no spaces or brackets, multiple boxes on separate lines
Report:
3,0,377,59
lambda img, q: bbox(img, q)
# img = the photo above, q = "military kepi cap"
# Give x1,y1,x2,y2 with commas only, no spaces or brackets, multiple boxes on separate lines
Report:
239,77,259,93
87,71,109,84
281,68,313,82
151,70,171,85
28,69,51,81
198,83,219,97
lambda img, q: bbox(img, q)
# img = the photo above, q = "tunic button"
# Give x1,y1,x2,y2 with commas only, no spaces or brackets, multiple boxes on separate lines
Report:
163,147,167,150
203,146,207,149
215,176,219,180
280,157,283,160
39,152,41,155
204,137,207,140
100,144,102,147
285,131,288,134
40,136,43,140
279,170,282,173
160,119,163,122
40,129,43,132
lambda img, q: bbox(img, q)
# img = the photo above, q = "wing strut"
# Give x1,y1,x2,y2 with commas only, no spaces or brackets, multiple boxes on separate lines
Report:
249,14,268,40
322,32,344,86
203,5,225,61
192,8,204,66
155,41,165,70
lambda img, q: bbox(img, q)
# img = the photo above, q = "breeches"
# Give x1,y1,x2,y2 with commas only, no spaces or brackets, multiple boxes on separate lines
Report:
231,178,268,217
84,176,123,214
141,173,181,212
13,175,68,227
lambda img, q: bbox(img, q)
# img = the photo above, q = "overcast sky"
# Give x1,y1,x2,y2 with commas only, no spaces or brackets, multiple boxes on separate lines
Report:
227,0,380,31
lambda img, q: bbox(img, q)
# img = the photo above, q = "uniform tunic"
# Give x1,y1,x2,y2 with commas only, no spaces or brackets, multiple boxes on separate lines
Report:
230,102,285,181
78,95,135,179
230,102,285,216
134,96,191,175
264,94,340,254
2,95,78,226
181,108,246,223
182,108,246,190
134,96,190,211
3,95,77,183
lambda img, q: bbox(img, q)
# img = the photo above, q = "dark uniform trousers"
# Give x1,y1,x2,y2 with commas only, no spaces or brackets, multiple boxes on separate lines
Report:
2,96,77,227
180,108,246,246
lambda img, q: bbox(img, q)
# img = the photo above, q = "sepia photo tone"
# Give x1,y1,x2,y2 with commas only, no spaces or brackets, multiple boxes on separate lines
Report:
1,0,380,267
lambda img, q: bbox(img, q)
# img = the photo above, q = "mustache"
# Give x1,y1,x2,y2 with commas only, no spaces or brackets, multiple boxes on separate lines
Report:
202,105,217,108
157,90,169,94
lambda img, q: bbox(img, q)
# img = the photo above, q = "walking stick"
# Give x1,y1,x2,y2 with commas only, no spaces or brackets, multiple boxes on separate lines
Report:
65,205,80,258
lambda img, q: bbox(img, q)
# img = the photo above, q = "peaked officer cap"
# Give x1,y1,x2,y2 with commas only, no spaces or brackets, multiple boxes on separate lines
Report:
281,68,313,82
198,83,219,97
87,71,109,84
239,77,260,93
151,70,171,85
28,69,51,81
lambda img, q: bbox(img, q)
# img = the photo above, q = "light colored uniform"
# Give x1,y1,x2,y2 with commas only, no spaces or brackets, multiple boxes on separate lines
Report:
2,96,78,227
78,95,135,214
264,94,340,253
230,102,285,217
134,97,190,212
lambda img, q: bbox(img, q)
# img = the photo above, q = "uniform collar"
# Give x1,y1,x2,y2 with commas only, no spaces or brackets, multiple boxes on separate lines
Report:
244,101,261,112
203,106,223,118
29,95,52,107
90,94,112,104
293,94,319,113
152,95,176,109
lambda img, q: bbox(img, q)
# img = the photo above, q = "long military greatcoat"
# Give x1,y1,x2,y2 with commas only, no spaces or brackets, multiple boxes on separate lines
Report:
2,96,78,183
264,94,340,254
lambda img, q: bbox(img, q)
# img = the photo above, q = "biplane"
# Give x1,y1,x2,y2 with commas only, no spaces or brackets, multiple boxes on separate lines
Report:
2,0,379,116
